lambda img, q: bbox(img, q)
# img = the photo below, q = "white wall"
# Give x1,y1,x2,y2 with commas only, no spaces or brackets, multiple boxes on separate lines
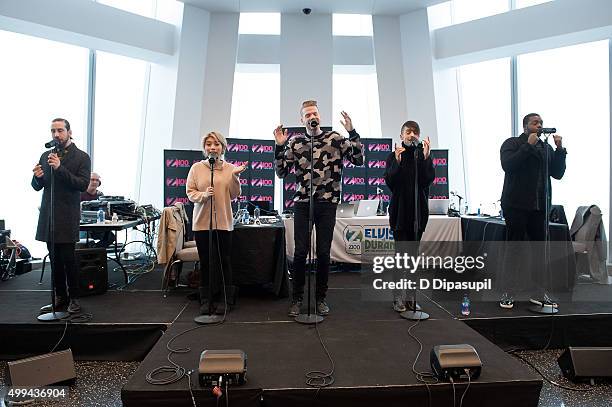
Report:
280,13,333,127
170,5,210,149
0,0,175,62
399,8,439,146
434,0,612,67
200,13,240,139
373,15,408,140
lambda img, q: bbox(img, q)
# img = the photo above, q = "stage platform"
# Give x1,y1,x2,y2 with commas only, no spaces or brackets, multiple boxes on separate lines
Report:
1,265,612,406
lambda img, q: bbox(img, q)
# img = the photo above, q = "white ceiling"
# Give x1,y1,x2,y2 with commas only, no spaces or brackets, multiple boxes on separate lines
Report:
179,0,448,16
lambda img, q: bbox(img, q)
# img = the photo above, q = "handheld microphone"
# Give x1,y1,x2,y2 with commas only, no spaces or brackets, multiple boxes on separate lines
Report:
44,139,58,148
208,152,219,166
308,119,319,128
537,127,556,134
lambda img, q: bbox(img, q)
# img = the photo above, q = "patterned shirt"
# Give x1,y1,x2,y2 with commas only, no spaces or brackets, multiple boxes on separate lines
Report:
275,129,364,203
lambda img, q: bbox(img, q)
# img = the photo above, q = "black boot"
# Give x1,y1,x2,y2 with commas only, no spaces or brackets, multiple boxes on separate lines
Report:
199,287,215,315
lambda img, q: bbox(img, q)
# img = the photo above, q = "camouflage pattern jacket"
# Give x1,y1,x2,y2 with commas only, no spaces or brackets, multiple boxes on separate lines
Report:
275,129,364,203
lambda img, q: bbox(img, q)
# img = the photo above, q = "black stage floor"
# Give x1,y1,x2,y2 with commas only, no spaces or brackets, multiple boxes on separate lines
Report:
2,266,612,406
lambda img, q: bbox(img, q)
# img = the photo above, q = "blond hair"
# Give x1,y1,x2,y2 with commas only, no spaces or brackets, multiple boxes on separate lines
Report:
300,100,318,115
201,131,227,156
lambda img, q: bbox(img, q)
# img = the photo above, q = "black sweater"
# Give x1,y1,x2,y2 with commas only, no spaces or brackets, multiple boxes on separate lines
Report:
384,144,435,234
500,133,566,211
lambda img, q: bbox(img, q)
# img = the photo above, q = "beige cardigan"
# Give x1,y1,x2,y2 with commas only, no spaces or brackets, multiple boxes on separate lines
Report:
186,160,241,231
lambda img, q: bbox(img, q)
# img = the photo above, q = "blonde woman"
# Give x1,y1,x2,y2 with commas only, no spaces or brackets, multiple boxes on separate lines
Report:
186,131,247,315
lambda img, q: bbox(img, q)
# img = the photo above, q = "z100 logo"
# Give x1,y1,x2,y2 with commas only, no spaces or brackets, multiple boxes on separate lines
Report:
285,200,295,208
251,161,273,170
165,159,192,168
368,160,386,169
227,143,249,152
239,178,248,185
251,178,273,187
284,182,297,191
252,144,273,154
433,177,448,185
166,197,190,205
368,143,391,152
166,178,187,187
368,194,389,201
343,193,365,201
343,159,356,168
251,195,273,202
227,160,249,167
368,177,385,186
430,195,449,199
344,177,365,186
433,158,447,166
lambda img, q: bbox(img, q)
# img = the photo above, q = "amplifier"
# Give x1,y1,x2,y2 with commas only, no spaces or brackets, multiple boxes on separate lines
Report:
7,349,75,387
558,347,612,382
430,344,482,381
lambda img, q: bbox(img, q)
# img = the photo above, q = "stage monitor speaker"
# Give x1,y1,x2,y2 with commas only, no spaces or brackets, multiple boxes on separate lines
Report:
199,349,247,387
7,349,76,387
76,247,108,296
430,344,482,381
558,347,612,382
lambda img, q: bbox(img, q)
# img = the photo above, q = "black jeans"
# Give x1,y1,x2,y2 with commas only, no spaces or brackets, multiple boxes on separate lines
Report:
292,201,337,300
501,206,549,294
194,230,233,302
47,242,78,299
393,229,423,302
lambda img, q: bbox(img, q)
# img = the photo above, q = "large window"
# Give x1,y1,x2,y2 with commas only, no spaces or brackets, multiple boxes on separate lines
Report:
451,0,510,25
515,0,554,8
517,40,610,228
229,64,280,139
333,65,382,138
96,0,156,18
333,14,373,36
238,13,280,35
0,30,89,256
458,58,512,214
92,51,148,201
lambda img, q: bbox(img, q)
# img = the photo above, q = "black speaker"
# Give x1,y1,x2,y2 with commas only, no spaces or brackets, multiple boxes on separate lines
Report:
558,347,612,382
76,248,108,296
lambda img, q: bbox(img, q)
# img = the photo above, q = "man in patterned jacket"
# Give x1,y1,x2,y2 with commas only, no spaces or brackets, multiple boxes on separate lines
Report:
274,100,364,317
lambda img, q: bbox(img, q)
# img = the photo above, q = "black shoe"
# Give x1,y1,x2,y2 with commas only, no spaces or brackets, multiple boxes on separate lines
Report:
67,299,81,314
214,302,230,315
40,296,68,313
499,293,514,309
288,299,303,317
200,300,215,315
529,294,558,309
393,299,407,312
316,299,330,316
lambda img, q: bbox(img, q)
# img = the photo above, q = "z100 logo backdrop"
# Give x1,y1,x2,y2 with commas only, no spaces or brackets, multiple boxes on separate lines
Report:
429,149,449,199
164,140,275,217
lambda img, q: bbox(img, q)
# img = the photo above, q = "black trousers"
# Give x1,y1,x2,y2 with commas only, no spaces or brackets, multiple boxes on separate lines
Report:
292,201,337,300
502,206,549,293
194,230,233,302
47,242,79,299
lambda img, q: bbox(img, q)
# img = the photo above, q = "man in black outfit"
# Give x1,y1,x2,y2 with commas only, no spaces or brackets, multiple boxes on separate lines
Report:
499,113,566,309
32,118,91,314
384,120,435,312
274,100,364,317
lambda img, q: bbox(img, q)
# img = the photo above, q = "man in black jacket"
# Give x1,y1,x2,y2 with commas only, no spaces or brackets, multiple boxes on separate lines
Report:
32,118,91,314
384,120,435,312
499,113,566,309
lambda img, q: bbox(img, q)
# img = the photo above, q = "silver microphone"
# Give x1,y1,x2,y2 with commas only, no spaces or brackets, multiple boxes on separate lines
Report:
208,152,219,165
308,119,319,128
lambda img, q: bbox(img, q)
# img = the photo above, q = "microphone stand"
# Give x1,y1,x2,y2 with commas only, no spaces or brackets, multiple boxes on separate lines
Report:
295,122,324,324
39,146,69,321
529,135,558,314
400,143,429,321
195,156,223,324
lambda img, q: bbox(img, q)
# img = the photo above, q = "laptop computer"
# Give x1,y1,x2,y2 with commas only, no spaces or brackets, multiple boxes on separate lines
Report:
428,199,449,215
336,202,355,218
355,199,380,217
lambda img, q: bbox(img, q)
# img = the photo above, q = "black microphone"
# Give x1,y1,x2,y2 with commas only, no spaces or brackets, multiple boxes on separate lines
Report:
308,119,319,128
208,152,219,166
537,127,556,134
44,139,58,148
